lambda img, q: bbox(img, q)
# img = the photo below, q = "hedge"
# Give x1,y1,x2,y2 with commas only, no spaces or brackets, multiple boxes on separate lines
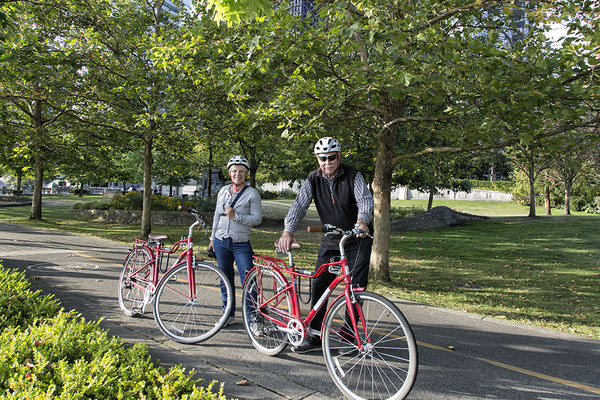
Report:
0,263,227,400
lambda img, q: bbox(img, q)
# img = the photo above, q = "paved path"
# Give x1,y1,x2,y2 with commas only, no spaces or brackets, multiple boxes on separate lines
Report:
0,222,599,399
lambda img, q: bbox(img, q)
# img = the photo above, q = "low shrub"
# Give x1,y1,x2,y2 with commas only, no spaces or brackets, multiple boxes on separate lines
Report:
109,192,217,212
390,206,426,220
0,195,30,203
0,263,226,400
583,197,600,214
0,265,60,331
154,195,217,212
72,200,112,210
469,179,515,193
259,190,278,200
111,191,144,210
277,189,297,200
0,312,225,399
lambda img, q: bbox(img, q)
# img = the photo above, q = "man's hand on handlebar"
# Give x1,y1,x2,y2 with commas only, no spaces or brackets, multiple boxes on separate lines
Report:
355,220,369,238
278,231,294,252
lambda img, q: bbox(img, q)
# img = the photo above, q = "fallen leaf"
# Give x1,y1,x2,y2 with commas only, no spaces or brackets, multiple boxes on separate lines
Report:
236,379,250,386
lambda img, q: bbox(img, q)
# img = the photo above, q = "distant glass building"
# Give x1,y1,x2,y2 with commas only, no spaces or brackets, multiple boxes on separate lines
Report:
289,0,314,17
163,0,193,14
478,0,528,46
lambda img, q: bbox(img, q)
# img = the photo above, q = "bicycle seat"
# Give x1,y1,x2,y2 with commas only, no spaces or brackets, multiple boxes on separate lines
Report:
148,233,169,242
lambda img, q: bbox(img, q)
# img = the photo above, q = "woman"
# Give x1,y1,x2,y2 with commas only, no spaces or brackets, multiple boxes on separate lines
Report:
209,156,262,326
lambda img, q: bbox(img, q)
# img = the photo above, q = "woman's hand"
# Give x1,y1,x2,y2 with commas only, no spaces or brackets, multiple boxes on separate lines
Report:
224,206,235,220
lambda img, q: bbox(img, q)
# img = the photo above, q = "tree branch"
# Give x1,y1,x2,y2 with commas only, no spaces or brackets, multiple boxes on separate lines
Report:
424,0,497,28
392,115,600,163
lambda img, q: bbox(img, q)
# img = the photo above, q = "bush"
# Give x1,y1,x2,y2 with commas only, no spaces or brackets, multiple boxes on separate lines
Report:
110,192,217,212
259,190,278,200
391,206,426,220
469,179,515,193
111,191,144,210
0,313,226,399
153,194,216,212
277,189,297,199
0,263,226,400
70,188,88,195
583,197,600,214
72,200,112,210
0,265,60,331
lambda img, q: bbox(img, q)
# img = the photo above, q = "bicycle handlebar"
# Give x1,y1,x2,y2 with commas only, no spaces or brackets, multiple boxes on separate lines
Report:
307,224,372,238
178,205,208,230
179,205,195,214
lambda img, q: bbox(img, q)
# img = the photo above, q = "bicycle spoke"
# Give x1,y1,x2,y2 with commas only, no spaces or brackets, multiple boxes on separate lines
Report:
323,291,418,400
242,266,290,356
153,262,232,343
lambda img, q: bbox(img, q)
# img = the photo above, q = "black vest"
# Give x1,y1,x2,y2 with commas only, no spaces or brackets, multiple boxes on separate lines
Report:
308,164,359,231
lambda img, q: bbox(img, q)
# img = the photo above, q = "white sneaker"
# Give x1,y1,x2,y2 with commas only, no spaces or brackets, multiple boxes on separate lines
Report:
217,316,236,328
249,322,263,337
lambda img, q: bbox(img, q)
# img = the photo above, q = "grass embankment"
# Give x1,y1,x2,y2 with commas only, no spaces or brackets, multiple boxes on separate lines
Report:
1,195,598,339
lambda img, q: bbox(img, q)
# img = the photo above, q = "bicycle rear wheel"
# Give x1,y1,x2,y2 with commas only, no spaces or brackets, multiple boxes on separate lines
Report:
322,291,418,400
153,261,232,344
118,246,152,316
242,266,291,356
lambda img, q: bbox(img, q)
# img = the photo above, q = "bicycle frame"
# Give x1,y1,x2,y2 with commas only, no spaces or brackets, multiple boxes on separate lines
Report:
126,216,204,307
249,233,368,348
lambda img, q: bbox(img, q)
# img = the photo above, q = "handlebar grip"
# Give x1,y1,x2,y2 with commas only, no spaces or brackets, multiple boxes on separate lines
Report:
307,225,323,232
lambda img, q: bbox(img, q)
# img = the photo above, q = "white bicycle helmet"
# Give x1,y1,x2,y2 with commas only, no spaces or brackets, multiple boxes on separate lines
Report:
226,156,250,170
313,137,341,154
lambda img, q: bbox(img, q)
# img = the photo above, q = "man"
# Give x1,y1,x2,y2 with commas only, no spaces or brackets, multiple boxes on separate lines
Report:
278,137,374,353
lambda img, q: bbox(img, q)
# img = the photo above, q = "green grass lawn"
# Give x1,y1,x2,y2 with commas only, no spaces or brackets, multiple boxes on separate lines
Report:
1,197,598,339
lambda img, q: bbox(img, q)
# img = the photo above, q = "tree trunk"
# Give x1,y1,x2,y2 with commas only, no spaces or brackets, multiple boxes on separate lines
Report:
141,134,154,238
564,183,572,215
123,181,126,194
30,152,43,220
79,182,84,197
528,163,536,217
427,191,434,210
207,147,213,197
369,134,396,283
544,175,551,215
16,170,22,195
29,99,43,221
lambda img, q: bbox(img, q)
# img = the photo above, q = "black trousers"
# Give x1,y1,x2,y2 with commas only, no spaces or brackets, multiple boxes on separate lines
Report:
308,237,372,333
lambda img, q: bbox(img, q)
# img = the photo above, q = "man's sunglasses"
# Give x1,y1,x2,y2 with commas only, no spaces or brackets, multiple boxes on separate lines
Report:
317,154,337,162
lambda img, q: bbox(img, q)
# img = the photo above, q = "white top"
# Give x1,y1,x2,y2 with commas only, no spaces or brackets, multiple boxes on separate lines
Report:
211,184,262,242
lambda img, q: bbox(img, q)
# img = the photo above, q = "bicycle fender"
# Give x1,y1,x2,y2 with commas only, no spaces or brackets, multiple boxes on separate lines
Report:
321,287,366,338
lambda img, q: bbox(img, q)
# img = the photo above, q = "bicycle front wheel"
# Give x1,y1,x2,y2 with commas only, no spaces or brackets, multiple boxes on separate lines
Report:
118,246,152,317
153,261,232,344
322,291,418,400
242,266,291,356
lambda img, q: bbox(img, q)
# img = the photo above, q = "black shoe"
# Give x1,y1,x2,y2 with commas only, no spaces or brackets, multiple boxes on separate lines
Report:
291,337,321,354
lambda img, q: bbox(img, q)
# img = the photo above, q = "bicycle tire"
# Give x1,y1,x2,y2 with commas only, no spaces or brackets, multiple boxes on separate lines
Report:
322,291,418,400
153,261,232,344
242,266,291,355
118,246,153,317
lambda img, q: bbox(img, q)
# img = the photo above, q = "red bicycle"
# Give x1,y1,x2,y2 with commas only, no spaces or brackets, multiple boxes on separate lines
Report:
241,224,418,400
118,206,232,343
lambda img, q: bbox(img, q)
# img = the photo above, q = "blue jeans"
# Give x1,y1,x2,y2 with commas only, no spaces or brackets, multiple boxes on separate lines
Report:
213,237,254,319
